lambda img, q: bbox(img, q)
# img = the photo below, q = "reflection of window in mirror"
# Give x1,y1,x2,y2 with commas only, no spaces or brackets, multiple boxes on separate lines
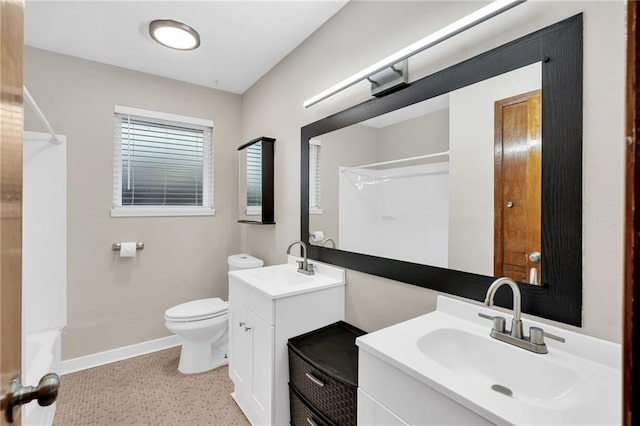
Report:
246,141,262,215
309,139,322,214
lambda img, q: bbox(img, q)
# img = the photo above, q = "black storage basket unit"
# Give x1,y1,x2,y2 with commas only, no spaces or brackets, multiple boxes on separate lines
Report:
287,321,366,426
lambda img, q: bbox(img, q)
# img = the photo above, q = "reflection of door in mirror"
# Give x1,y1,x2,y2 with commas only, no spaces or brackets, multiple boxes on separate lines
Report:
494,91,542,285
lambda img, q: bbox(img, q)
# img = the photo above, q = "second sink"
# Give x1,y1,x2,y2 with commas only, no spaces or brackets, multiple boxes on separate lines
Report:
417,327,587,409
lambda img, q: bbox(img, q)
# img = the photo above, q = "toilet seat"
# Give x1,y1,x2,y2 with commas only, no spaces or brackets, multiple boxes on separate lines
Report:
165,298,228,322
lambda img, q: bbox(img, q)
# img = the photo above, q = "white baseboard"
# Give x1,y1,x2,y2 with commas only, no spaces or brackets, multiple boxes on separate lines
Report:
61,335,181,375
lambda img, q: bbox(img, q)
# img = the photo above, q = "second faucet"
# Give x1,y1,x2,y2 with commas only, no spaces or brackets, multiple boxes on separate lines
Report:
286,241,315,275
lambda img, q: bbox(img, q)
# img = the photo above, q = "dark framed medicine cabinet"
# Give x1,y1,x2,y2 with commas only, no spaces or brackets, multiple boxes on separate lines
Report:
239,136,276,225
300,15,583,326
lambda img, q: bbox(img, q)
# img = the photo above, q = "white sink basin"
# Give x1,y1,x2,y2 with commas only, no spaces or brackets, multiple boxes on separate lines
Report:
228,257,345,299
417,328,587,409
356,296,621,425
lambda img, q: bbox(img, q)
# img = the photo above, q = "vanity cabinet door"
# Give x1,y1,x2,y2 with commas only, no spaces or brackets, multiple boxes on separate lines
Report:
358,389,408,426
229,301,251,392
247,310,274,424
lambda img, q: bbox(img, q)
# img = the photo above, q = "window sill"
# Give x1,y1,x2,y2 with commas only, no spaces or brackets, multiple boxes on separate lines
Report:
309,207,323,215
111,207,216,218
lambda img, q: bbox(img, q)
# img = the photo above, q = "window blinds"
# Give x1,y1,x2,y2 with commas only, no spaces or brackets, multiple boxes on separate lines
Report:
246,141,262,207
113,113,213,207
309,140,321,210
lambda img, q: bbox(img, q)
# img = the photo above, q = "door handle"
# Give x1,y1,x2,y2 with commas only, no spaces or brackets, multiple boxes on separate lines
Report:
0,373,59,423
529,251,541,263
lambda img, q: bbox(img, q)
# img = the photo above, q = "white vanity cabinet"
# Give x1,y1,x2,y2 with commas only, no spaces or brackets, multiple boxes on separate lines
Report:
357,350,491,425
228,260,345,426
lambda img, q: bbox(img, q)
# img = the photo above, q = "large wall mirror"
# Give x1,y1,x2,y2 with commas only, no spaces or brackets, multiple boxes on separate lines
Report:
300,15,582,326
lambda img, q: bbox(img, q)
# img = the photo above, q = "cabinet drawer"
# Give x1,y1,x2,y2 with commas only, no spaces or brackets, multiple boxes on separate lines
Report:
229,275,274,325
290,384,334,426
288,349,357,426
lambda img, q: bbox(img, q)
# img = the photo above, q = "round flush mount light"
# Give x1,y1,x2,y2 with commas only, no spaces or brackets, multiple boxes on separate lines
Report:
149,19,200,51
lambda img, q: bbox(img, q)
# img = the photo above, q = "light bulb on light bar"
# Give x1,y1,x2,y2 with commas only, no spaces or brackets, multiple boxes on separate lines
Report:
149,19,200,51
303,0,526,108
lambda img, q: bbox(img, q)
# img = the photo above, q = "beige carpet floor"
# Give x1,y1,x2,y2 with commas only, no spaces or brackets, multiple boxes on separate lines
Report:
53,347,250,426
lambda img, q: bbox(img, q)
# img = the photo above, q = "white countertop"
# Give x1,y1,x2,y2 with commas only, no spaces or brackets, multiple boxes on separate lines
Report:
356,295,621,425
228,256,345,299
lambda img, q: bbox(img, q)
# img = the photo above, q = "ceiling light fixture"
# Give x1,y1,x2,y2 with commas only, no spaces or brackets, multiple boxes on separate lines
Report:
149,19,200,51
303,0,526,108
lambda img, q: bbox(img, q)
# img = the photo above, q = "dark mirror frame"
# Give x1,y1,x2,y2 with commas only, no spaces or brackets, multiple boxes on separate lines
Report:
300,14,583,326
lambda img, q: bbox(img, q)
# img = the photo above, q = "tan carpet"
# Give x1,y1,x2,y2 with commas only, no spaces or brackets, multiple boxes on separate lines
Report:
53,347,250,426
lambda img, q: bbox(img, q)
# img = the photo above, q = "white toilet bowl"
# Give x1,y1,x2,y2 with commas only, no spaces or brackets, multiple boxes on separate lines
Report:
165,298,229,374
165,254,264,374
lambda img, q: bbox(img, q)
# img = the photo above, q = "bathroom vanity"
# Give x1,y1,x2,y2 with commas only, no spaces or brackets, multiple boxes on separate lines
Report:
228,258,345,425
356,296,621,425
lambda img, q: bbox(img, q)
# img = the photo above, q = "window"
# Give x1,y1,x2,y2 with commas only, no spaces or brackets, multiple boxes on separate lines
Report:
112,106,214,217
245,141,262,215
309,139,322,214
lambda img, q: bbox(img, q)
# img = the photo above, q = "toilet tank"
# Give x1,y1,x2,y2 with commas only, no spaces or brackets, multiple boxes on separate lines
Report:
228,253,264,271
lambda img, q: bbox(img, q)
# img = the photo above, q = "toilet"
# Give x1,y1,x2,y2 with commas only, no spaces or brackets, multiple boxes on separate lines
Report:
164,253,264,374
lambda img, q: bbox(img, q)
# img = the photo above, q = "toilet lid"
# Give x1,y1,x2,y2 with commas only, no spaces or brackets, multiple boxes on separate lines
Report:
165,298,228,322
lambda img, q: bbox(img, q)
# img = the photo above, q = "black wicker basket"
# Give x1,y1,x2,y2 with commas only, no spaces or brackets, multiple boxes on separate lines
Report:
287,321,366,426
289,383,333,426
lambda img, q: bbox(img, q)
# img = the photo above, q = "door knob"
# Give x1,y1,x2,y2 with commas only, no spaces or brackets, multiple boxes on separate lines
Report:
1,373,60,423
529,251,541,263
506,201,514,208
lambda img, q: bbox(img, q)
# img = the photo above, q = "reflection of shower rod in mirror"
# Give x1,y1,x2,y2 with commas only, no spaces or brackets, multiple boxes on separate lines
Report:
341,150,449,171
303,0,526,108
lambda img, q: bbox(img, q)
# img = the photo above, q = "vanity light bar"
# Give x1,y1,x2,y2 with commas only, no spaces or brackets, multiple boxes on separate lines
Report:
303,0,526,108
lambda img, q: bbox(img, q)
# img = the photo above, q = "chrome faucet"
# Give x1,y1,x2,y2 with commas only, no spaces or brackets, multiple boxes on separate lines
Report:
481,277,565,354
286,241,315,275
484,277,523,339
322,238,336,248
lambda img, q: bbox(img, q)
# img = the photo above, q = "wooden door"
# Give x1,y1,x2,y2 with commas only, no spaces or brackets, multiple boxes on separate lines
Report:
0,0,24,424
494,90,542,284
624,1,638,424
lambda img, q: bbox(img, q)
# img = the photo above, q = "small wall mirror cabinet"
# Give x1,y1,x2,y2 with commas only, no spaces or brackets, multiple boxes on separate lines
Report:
238,136,276,224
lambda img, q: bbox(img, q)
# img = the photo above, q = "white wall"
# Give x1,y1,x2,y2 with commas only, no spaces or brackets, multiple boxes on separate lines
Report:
240,1,625,342
448,63,541,276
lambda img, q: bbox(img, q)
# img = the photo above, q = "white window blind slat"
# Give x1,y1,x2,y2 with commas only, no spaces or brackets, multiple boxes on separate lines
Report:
246,142,262,208
113,111,213,210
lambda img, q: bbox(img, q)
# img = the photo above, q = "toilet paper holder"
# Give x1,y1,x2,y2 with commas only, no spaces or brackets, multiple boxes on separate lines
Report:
111,242,145,251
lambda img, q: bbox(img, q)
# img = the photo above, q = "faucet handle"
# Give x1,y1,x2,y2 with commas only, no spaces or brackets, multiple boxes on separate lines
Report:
296,260,305,270
528,326,566,344
307,263,315,274
529,326,545,344
492,316,506,333
542,330,566,343
478,313,506,333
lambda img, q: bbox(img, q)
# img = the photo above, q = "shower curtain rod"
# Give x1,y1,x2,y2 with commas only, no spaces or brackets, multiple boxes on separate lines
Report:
341,150,449,171
23,86,61,144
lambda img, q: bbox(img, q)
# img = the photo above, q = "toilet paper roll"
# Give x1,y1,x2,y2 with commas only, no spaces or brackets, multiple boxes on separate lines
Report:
120,242,137,258
310,231,325,243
